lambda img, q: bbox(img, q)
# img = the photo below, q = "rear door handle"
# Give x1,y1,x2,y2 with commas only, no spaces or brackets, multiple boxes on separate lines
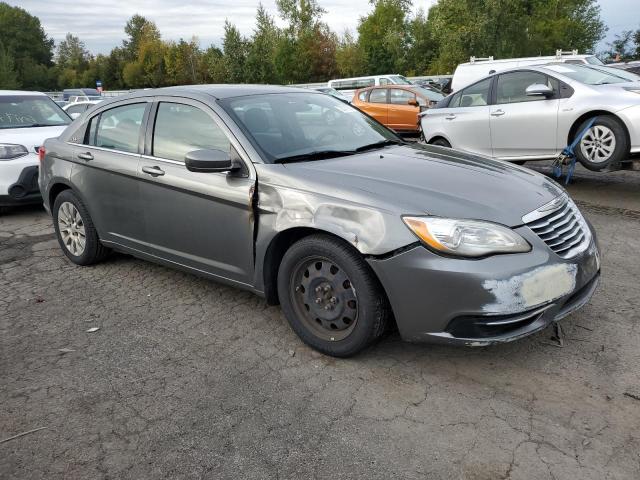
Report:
445,114,457,120
491,109,505,117
77,152,93,161
142,166,165,177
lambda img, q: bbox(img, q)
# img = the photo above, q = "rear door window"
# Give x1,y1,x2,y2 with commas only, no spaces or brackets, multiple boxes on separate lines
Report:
89,103,146,153
369,89,387,104
152,102,230,162
457,78,492,107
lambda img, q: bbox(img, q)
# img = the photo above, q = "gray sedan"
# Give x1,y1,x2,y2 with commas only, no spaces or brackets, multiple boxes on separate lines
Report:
39,85,600,356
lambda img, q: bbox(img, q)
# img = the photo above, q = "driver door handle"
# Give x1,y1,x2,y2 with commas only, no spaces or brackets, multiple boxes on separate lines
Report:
491,109,505,117
445,114,457,120
142,165,165,177
77,152,93,161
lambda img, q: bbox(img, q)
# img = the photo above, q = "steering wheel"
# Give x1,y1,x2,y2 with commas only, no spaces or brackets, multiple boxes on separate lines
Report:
314,129,341,145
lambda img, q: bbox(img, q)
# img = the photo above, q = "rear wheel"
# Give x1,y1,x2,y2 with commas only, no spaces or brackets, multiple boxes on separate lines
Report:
575,116,629,171
430,138,451,148
277,234,391,357
53,190,109,265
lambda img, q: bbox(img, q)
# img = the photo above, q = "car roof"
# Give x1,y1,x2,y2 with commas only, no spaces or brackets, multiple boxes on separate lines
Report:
0,90,47,97
123,84,314,100
358,85,416,92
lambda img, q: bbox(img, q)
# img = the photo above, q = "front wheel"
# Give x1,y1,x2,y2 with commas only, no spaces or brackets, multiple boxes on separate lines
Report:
277,234,391,357
575,116,629,171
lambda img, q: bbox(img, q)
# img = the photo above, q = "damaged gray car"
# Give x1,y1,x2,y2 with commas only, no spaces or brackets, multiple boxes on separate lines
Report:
39,85,601,357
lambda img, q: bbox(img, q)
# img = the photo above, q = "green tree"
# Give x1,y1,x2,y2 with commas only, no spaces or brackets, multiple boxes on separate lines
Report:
357,0,412,75
123,14,161,61
336,31,366,77
0,2,55,89
427,0,606,73
605,30,634,61
405,9,438,76
0,42,19,89
222,20,248,83
245,4,280,83
165,37,203,85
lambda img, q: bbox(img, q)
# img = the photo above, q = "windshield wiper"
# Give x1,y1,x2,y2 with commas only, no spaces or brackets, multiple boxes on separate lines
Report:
354,139,405,152
1,123,67,129
274,150,357,164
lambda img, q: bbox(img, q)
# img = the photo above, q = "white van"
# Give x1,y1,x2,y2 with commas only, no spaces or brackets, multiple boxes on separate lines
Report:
328,74,412,100
451,50,603,91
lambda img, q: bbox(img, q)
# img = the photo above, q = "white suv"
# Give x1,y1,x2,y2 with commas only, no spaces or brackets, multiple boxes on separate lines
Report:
1,91,71,209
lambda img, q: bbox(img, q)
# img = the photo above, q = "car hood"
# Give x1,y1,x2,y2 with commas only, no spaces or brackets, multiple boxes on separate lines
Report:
0,125,68,152
280,144,564,227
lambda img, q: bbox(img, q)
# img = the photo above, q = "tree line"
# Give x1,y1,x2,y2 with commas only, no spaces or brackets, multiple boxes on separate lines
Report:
0,0,636,92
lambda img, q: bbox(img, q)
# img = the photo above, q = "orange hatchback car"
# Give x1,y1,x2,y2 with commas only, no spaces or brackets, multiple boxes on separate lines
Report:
352,85,444,133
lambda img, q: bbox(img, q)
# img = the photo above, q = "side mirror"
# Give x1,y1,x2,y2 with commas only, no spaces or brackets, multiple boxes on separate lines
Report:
70,112,81,119
185,149,238,173
525,84,554,97
407,98,419,107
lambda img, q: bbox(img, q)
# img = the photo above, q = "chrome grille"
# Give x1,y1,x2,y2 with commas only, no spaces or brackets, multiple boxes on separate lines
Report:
524,196,591,259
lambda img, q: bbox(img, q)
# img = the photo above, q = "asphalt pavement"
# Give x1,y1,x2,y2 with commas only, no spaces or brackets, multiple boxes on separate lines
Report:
1,166,639,479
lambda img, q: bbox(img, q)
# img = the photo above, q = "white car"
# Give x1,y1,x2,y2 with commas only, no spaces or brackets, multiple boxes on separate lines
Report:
63,100,103,119
420,64,640,171
0,91,71,208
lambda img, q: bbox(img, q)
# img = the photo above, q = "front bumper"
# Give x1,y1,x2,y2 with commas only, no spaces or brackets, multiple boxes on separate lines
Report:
0,153,42,206
367,226,600,346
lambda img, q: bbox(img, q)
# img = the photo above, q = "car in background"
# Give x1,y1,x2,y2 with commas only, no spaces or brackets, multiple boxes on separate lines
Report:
608,60,640,76
328,74,412,100
62,88,101,101
312,87,350,103
0,91,71,208
452,51,603,91
413,77,453,94
40,85,600,357
63,100,103,119
421,64,640,171
55,100,69,108
352,84,444,134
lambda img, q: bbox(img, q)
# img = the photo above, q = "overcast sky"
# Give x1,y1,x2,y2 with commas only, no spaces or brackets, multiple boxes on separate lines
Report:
8,0,640,55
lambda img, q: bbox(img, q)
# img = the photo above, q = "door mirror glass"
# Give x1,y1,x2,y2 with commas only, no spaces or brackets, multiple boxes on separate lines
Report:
526,83,554,97
185,149,236,173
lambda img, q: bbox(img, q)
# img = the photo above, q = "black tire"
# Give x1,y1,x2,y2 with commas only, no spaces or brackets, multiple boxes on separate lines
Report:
574,116,629,172
430,138,451,148
52,190,109,265
277,234,391,357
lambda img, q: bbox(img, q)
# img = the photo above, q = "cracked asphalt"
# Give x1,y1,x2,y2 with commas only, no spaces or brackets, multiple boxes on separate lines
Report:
1,168,639,479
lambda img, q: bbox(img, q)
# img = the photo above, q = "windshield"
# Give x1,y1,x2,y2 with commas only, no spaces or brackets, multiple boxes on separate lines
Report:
390,75,412,85
221,93,400,163
0,95,71,129
414,86,445,102
588,65,640,81
545,64,630,85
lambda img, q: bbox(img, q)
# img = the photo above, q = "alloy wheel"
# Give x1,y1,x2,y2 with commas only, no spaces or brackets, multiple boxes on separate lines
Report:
580,125,616,164
290,256,358,341
57,201,86,256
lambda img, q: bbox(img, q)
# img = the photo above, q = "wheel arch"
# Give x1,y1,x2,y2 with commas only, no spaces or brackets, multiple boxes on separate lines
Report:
48,181,73,209
567,111,630,148
261,227,391,309
427,135,451,146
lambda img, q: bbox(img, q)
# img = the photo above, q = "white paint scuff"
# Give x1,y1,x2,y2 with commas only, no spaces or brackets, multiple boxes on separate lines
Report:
482,264,577,314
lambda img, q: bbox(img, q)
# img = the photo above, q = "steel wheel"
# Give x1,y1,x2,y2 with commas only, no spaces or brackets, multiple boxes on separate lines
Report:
580,125,616,164
57,201,86,256
290,256,358,342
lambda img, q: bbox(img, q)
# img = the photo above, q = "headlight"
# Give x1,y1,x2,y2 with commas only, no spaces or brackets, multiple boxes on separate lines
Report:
402,216,531,258
0,144,29,160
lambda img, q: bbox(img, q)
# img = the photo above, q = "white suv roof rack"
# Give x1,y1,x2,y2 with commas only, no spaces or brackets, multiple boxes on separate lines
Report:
555,49,579,58
469,56,494,64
